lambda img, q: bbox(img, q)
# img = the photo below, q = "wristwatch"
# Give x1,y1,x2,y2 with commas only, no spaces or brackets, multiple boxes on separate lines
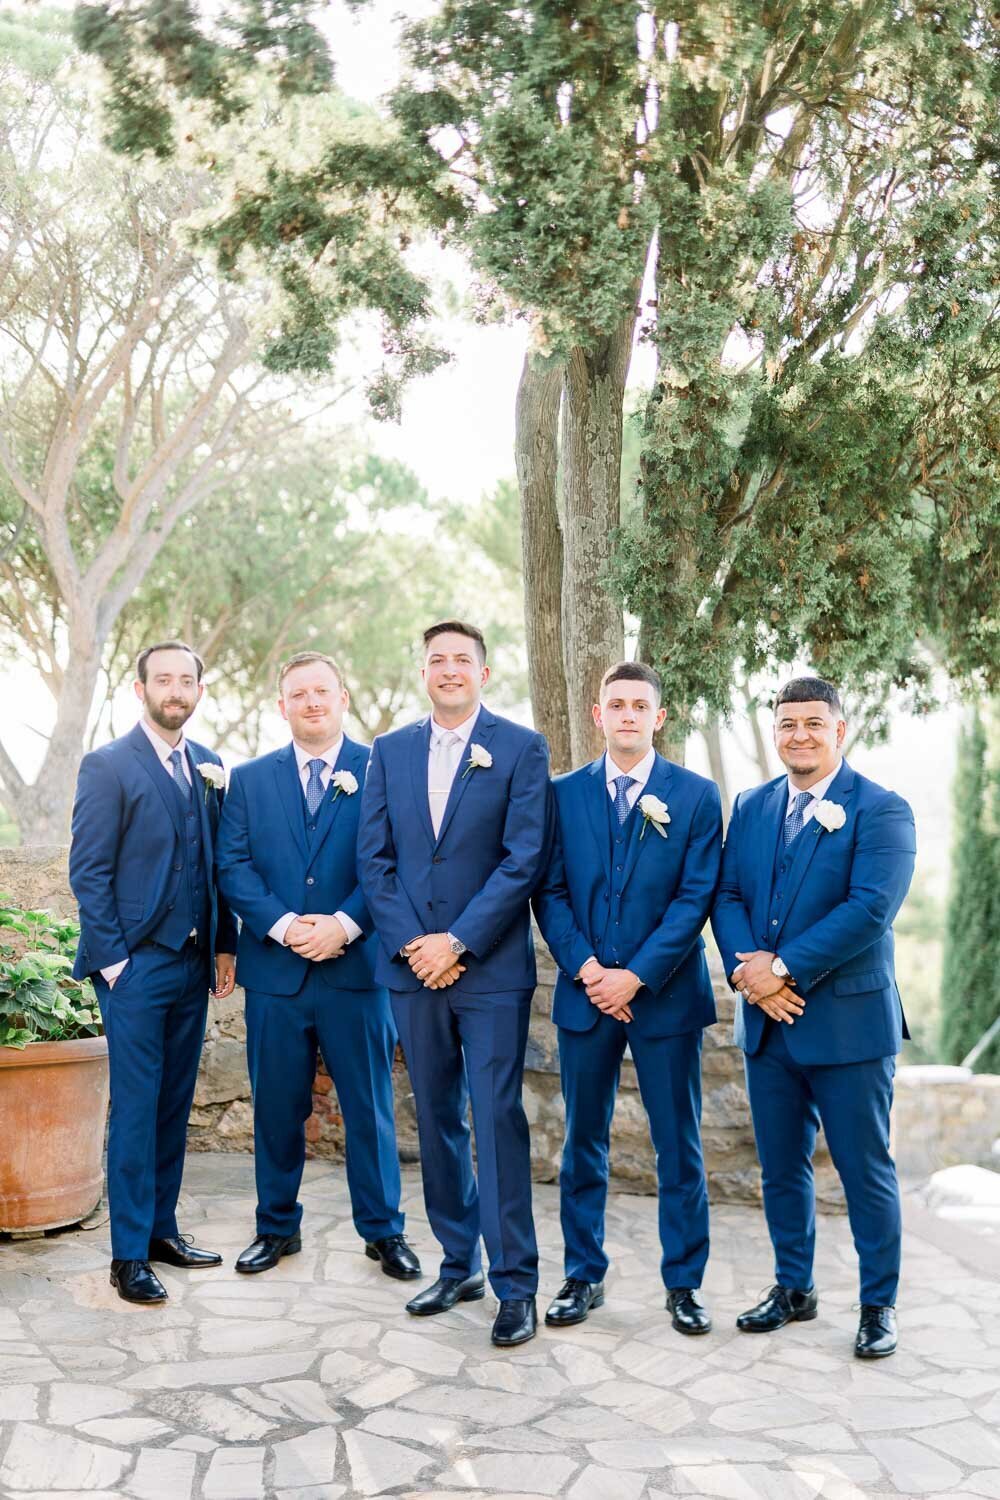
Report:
447,932,467,957
771,955,790,979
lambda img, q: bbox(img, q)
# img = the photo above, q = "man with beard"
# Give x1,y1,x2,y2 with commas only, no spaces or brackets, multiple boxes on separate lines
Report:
70,642,237,1304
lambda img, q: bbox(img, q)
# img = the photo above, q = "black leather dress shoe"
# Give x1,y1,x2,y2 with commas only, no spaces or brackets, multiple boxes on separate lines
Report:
365,1233,421,1280
406,1272,485,1316
667,1287,712,1335
492,1297,537,1347
149,1234,222,1269
110,1259,168,1305
545,1278,605,1327
737,1283,818,1332
855,1304,897,1359
235,1232,302,1274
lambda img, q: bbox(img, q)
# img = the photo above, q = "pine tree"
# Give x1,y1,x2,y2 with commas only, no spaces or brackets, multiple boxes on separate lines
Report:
940,706,1000,1071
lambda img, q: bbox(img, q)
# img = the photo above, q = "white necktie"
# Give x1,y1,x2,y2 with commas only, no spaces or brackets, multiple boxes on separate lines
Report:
429,730,463,836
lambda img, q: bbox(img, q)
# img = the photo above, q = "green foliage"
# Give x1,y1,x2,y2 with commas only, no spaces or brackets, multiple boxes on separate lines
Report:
940,705,1000,1072
0,899,100,1049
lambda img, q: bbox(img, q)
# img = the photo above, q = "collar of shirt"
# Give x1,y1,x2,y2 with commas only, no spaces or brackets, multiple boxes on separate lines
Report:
293,735,344,787
604,746,656,800
785,758,843,816
139,716,188,772
429,710,479,751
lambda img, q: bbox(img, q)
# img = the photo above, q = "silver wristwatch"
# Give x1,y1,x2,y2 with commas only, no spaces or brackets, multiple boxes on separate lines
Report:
447,932,467,957
771,955,790,979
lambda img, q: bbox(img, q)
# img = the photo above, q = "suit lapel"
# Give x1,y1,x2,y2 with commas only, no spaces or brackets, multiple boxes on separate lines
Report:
273,744,309,863
582,756,612,872
408,718,437,848
129,723,183,840
186,745,215,859
435,706,497,848
307,737,364,867
621,755,674,893
752,778,787,937
772,760,856,944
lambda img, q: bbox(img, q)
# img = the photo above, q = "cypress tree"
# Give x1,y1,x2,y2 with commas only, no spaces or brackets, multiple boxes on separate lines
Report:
940,707,1000,1071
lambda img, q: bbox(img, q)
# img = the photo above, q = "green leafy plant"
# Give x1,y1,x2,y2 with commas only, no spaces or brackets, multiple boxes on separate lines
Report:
0,898,102,1050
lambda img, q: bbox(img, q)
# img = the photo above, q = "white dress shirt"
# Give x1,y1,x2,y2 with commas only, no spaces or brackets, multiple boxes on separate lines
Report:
427,710,478,837
784,759,843,828
102,721,193,985
268,736,362,949
604,746,656,808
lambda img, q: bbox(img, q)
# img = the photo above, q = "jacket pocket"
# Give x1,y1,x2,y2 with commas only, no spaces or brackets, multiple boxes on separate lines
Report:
833,970,888,996
117,899,143,920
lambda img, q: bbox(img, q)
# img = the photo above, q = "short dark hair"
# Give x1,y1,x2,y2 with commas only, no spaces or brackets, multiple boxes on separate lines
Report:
277,651,344,692
136,640,204,683
423,620,487,664
600,661,662,703
774,676,843,716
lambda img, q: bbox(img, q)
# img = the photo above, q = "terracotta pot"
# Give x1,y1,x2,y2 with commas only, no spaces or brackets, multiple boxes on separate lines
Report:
0,1036,109,1232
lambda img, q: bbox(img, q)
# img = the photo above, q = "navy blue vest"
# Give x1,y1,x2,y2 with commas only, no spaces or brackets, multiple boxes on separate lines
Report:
148,763,210,950
598,789,641,967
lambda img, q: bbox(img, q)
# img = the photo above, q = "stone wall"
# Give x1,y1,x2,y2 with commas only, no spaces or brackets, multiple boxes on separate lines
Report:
2,845,852,1208
893,1065,1000,1178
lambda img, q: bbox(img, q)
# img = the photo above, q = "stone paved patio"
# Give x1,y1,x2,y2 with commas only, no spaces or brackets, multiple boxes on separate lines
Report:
2,1154,999,1500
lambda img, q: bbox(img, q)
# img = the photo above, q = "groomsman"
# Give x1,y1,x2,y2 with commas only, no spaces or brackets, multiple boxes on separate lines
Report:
69,641,237,1304
534,663,723,1334
216,653,416,1280
712,677,915,1359
358,622,551,1347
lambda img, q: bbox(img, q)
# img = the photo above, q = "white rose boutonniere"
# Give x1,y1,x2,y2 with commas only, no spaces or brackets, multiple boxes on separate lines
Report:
462,743,493,779
813,799,846,832
197,762,226,803
331,769,359,802
638,793,670,840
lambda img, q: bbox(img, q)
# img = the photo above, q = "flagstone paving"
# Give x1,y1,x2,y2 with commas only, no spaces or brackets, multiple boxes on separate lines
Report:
1,1153,999,1499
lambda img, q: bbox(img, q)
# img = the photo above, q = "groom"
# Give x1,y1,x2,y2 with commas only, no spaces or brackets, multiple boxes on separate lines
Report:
358,621,551,1347
712,677,916,1359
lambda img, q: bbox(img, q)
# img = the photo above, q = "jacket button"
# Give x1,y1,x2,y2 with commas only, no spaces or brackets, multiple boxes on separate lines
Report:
616,864,623,872
167,904,174,911
173,863,182,871
432,856,442,864
771,918,778,926
306,877,315,886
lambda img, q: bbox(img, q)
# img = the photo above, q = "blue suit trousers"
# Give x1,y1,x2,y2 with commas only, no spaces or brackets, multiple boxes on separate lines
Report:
390,986,538,1301
245,972,403,1241
745,1020,901,1305
95,941,209,1259
558,1018,710,1289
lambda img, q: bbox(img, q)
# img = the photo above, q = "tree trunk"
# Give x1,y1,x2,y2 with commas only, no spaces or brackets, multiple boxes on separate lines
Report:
701,712,731,824
514,351,572,774
745,686,777,783
3,625,105,844
561,313,634,765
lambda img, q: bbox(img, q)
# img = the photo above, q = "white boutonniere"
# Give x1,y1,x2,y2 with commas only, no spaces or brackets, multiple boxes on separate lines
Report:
638,793,670,840
331,769,358,802
197,762,225,803
813,799,846,832
461,743,493,779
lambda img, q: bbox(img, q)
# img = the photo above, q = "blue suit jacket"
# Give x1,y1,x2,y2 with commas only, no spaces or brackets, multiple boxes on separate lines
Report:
711,760,916,1064
215,737,377,995
534,753,723,1037
357,706,552,993
69,723,237,980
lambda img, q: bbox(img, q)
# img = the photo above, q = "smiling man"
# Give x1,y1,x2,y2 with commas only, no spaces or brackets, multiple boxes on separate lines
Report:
358,622,552,1347
534,662,723,1335
712,677,916,1359
69,641,237,1304
216,652,416,1281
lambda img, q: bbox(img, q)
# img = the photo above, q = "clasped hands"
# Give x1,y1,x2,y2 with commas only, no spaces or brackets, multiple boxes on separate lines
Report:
579,958,640,1023
732,949,804,1025
403,934,465,990
286,914,349,962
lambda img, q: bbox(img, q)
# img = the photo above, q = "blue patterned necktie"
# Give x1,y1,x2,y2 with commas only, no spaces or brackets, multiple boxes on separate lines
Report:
168,748,190,799
612,774,636,826
784,789,813,845
305,758,327,816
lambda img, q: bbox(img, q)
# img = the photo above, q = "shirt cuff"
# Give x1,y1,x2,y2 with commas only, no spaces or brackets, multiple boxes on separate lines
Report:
101,959,128,985
577,955,599,979
269,913,300,946
334,911,363,945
